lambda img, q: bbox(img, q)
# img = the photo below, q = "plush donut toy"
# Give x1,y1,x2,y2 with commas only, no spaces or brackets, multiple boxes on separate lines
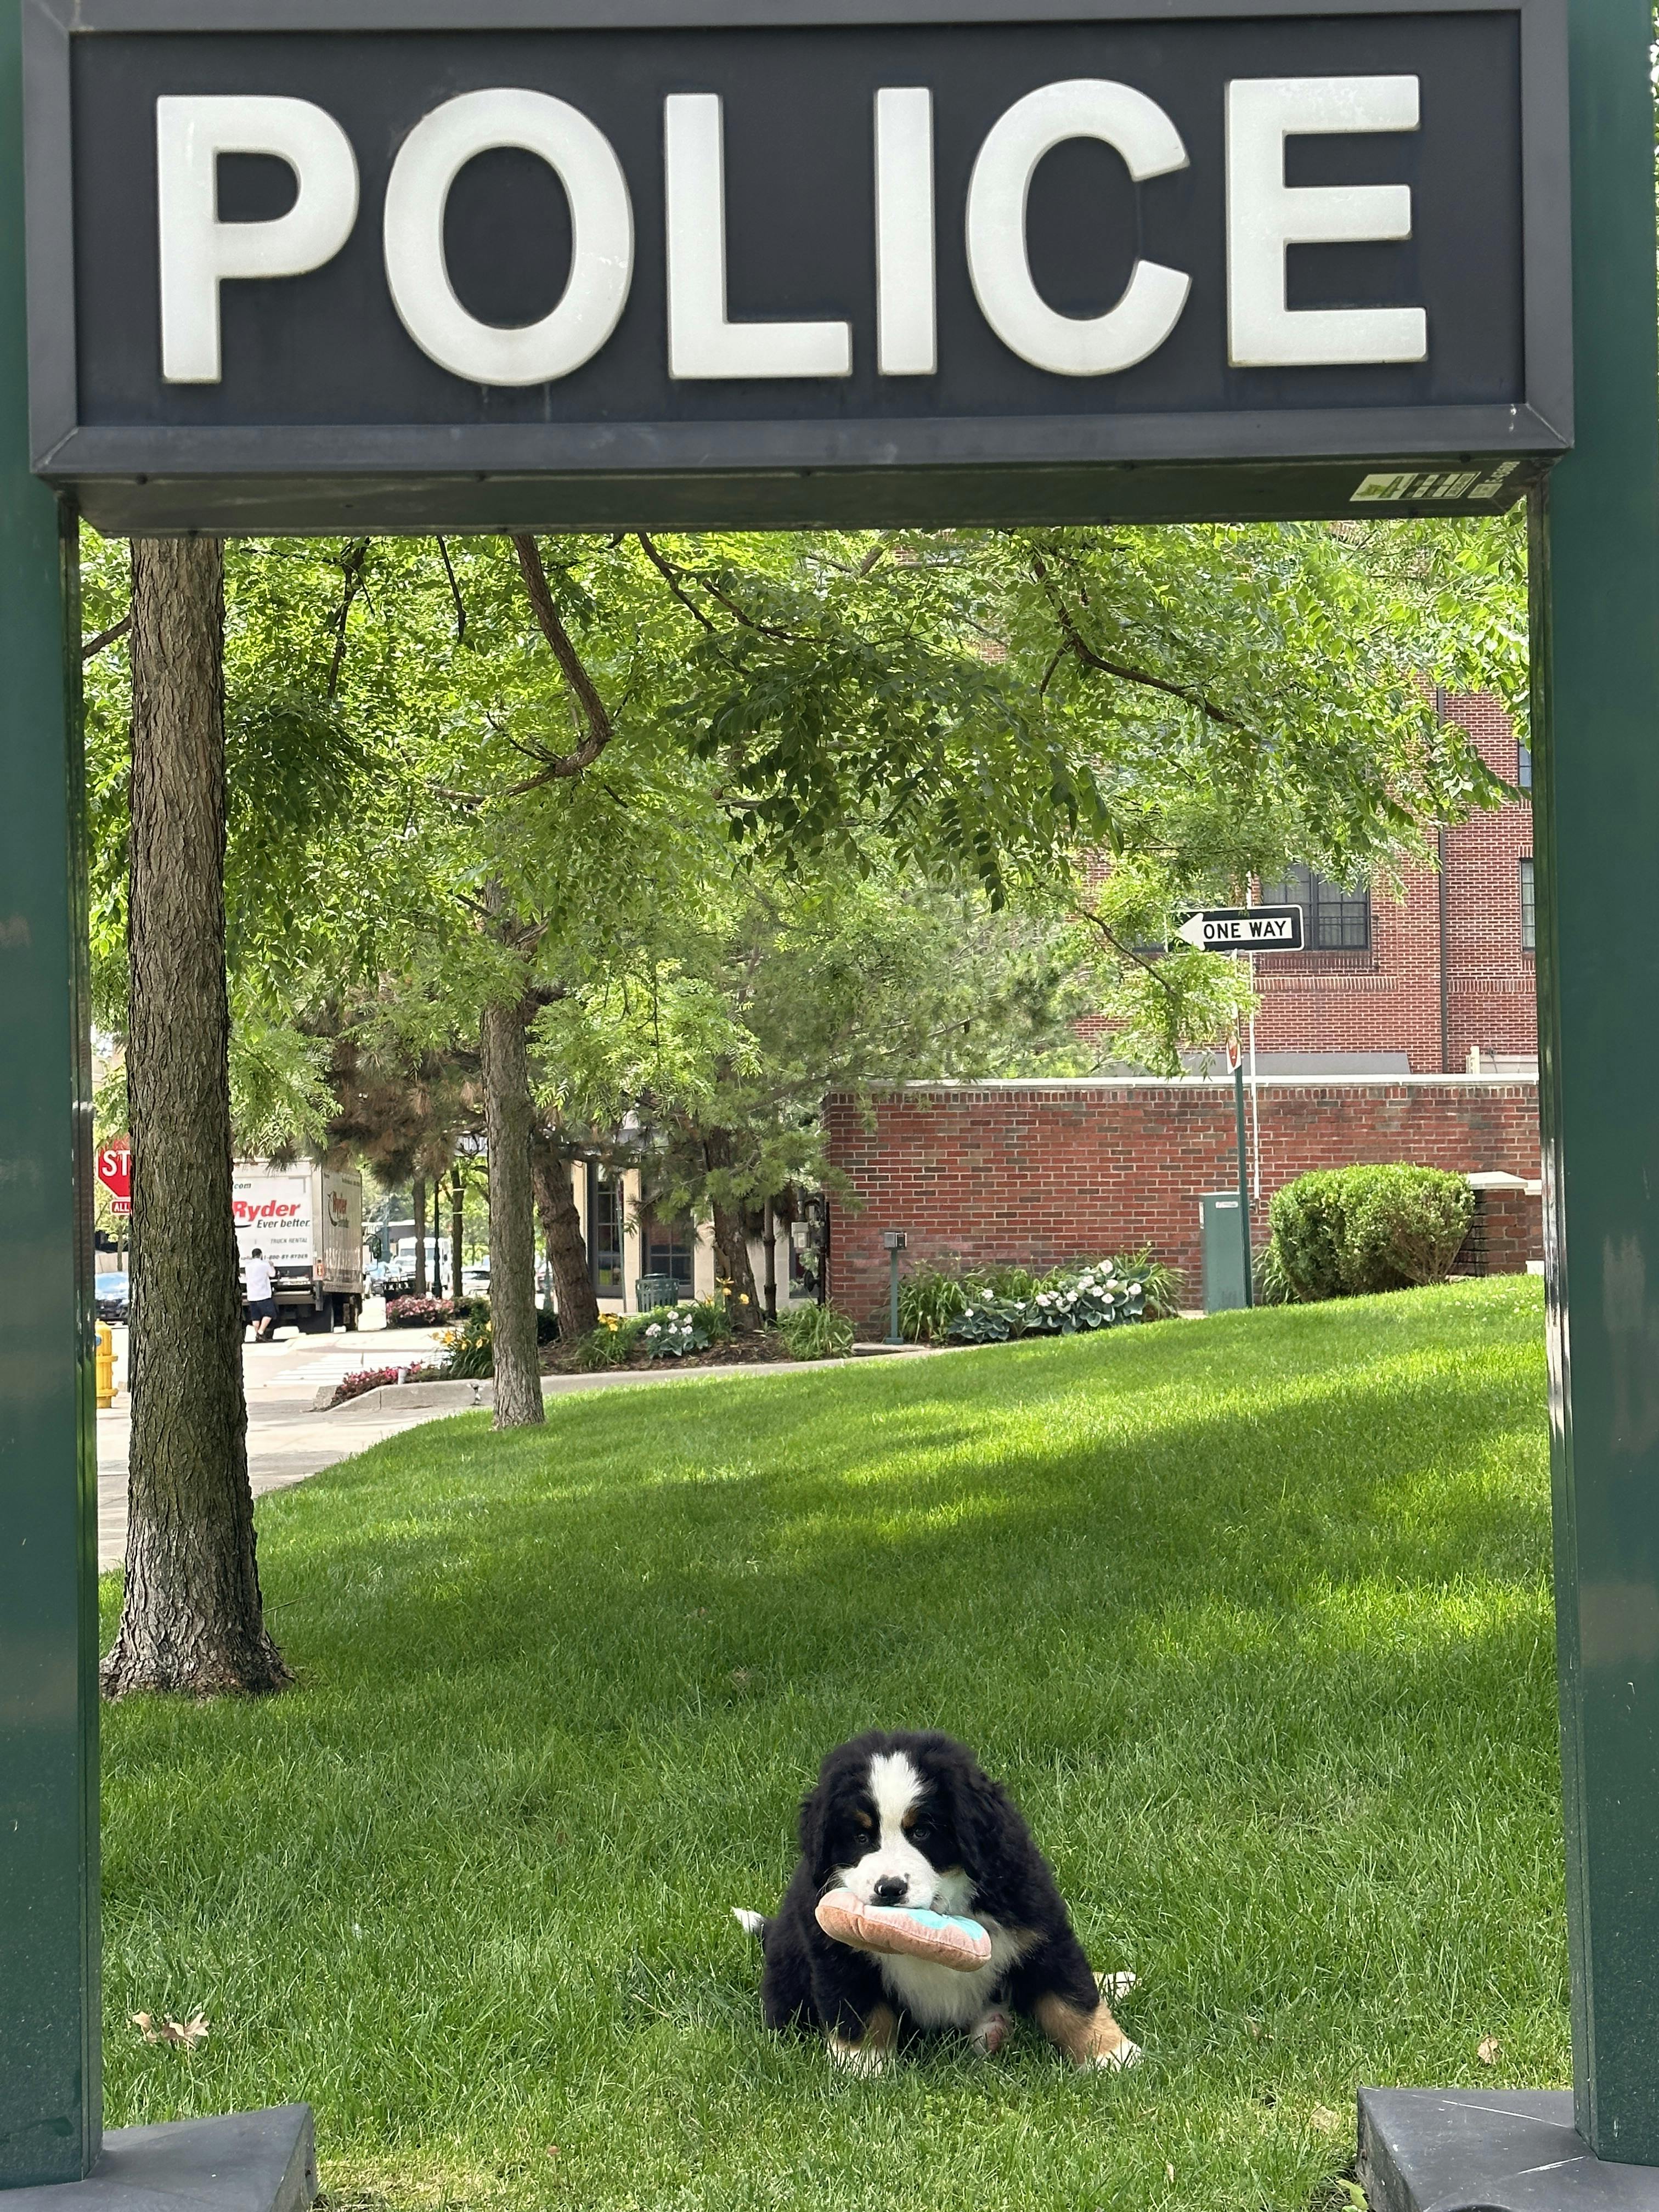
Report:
815,1888,993,1972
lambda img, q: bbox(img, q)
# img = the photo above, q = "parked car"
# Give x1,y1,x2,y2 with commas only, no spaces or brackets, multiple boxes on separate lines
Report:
461,1262,492,1298
94,1270,128,1324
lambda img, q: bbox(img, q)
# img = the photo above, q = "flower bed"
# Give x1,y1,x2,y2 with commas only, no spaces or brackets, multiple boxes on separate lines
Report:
330,1362,444,1407
384,1295,470,1328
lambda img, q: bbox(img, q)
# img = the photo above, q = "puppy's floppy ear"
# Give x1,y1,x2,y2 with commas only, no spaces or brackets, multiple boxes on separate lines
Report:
941,1755,1026,1911
798,1784,831,1883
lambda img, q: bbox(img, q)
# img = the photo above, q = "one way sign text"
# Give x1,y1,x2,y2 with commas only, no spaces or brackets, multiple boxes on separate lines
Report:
1176,906,1305,952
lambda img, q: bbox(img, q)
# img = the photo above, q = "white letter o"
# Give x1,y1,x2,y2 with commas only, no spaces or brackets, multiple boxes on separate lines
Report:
384,88,633,386
966,80,1190,376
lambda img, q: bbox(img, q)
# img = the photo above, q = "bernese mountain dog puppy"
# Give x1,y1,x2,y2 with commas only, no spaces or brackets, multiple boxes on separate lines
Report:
736,1729,1139,2074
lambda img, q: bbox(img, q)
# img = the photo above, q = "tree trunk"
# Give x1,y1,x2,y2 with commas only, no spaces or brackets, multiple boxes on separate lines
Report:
479,999,545,1428
532,1135,601,1340
101,538,289,1700
413,1176,427,1295
703,1128,761,1328
450,1169,464,1296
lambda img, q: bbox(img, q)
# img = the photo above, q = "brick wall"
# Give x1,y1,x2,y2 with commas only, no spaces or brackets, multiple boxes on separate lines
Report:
1251,691,1537,1072
826,1077,1539,1331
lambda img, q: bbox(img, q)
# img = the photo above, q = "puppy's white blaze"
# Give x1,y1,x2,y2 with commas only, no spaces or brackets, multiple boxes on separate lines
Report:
834,1749,942,1906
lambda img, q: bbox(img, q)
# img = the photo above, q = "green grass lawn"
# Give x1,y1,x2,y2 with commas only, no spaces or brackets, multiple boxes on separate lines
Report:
101,1276,1566,2212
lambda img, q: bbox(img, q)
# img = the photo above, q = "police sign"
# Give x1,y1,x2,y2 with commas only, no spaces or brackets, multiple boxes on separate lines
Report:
24,0,1567,533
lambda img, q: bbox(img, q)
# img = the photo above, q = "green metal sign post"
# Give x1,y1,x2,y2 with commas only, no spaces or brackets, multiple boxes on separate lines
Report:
1533,0,1659,2161
0,0,99,2186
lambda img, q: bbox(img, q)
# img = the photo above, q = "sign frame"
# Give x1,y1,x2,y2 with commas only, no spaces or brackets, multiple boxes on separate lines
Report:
22,0,1572,535
1178,904,1305,951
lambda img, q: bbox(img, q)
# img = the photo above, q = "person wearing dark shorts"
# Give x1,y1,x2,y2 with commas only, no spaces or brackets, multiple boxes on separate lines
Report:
245,1246,277,1341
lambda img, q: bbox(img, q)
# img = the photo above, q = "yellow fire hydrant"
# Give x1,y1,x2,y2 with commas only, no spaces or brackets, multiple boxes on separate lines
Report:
95,1323,115,1410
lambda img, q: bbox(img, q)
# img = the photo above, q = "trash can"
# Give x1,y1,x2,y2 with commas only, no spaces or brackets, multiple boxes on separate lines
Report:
1201,1192,1250,1313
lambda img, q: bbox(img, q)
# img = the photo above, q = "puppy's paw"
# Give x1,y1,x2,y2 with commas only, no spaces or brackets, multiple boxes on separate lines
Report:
828,2036,891,2078
969,2008,1012,2058
1083,2034,1142,2073
1096,1970,1138,2002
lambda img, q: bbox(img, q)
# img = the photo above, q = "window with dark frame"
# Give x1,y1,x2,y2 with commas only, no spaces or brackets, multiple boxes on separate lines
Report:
1259,862,1372,951
1517,740,1533,789
1520,856,1536,951
645,1214,696,1296
586,1164,625,1296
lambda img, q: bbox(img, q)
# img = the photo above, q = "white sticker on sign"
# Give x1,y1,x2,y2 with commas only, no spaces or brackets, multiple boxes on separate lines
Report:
1352,467,1492,504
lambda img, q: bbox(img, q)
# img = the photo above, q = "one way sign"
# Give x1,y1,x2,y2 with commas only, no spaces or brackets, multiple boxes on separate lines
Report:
1176,906,1305,952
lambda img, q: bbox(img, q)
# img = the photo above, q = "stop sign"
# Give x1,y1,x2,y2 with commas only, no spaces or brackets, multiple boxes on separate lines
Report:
95,1139,131,1217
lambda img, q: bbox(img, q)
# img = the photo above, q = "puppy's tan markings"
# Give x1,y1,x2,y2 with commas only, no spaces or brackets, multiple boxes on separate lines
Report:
1034,1992,1142,2072
827,2002,898,2076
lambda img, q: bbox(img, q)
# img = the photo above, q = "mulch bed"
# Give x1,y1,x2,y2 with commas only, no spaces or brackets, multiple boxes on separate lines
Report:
540,1330,796,1376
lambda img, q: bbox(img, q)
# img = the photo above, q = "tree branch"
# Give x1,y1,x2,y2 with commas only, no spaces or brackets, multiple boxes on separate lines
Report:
1074,906,1180,1003
328,539,371,701
636,531,717,631
435,537,467,645
1029,549,1239,729
510,534,615,779
82,614,132,661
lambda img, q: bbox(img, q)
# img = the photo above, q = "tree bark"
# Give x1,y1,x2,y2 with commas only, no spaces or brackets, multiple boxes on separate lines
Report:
532,1134,601,1340
413,1176,427,1294
479,999,545,1428
101,538,289,1700
703,1128,761,1328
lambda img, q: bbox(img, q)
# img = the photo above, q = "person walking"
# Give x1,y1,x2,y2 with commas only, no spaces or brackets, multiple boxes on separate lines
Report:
245,1246,276,1342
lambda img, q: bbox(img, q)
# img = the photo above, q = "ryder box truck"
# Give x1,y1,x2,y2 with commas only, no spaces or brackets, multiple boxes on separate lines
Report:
233,1163,364,1332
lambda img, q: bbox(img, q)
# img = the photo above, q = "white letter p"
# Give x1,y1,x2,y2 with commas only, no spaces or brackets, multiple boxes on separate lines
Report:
157,95,360,384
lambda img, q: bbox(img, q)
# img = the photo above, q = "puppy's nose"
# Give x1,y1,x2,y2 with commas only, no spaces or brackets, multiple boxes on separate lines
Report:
873,1876,907,1905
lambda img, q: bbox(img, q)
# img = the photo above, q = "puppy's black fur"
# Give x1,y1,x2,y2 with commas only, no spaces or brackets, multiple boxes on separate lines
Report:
758,1729,1108,2053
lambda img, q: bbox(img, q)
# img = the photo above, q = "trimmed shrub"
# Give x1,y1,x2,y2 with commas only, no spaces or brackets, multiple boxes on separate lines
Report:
1268,1171,1351,1302
778,1302,856,1361
1268,1165,1474,1302
1342,1165,1476,1291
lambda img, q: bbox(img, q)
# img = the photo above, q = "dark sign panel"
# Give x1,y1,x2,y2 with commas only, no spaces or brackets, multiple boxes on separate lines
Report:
24,0,1568,533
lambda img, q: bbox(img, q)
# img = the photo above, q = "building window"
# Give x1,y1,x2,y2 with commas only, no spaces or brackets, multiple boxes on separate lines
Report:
586,1164,625,1295
1260,863,1372,951
1520,856,1536,952
645,1214,696,1297
1517,740,1533,789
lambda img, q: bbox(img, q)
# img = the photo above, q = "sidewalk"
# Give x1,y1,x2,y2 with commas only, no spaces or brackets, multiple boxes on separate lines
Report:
96,1324,455,1571
96,1327,923,1572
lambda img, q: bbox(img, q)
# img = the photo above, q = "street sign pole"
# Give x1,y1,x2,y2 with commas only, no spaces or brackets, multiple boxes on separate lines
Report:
0,0,99,2179
1533,0,1659,2156
1230,1045,1254,1310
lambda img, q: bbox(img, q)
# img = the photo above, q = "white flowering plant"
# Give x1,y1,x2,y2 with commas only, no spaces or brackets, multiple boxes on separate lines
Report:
945,1261,1149,1345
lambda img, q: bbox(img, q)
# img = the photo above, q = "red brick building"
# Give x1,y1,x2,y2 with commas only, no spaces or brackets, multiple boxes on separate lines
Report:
823,691,1542,1329
1251,689,1536,1075
825,1076,1540,1331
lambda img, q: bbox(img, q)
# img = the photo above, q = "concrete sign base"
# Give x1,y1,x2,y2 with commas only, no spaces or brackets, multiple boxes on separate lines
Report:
1,2109,315,2212
1359,2088,1659,2211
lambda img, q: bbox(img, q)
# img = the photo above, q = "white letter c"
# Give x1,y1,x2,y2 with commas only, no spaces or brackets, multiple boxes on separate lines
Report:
966,80,1190,376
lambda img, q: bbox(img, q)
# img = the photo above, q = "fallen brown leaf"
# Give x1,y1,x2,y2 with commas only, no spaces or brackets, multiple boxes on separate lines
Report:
1477,2036,1500,2066
1311,2106,1346,2136
132,2010,208,2050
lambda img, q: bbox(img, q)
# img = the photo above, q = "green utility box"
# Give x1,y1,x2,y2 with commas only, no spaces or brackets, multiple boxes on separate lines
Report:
1201,1192,1250,1313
